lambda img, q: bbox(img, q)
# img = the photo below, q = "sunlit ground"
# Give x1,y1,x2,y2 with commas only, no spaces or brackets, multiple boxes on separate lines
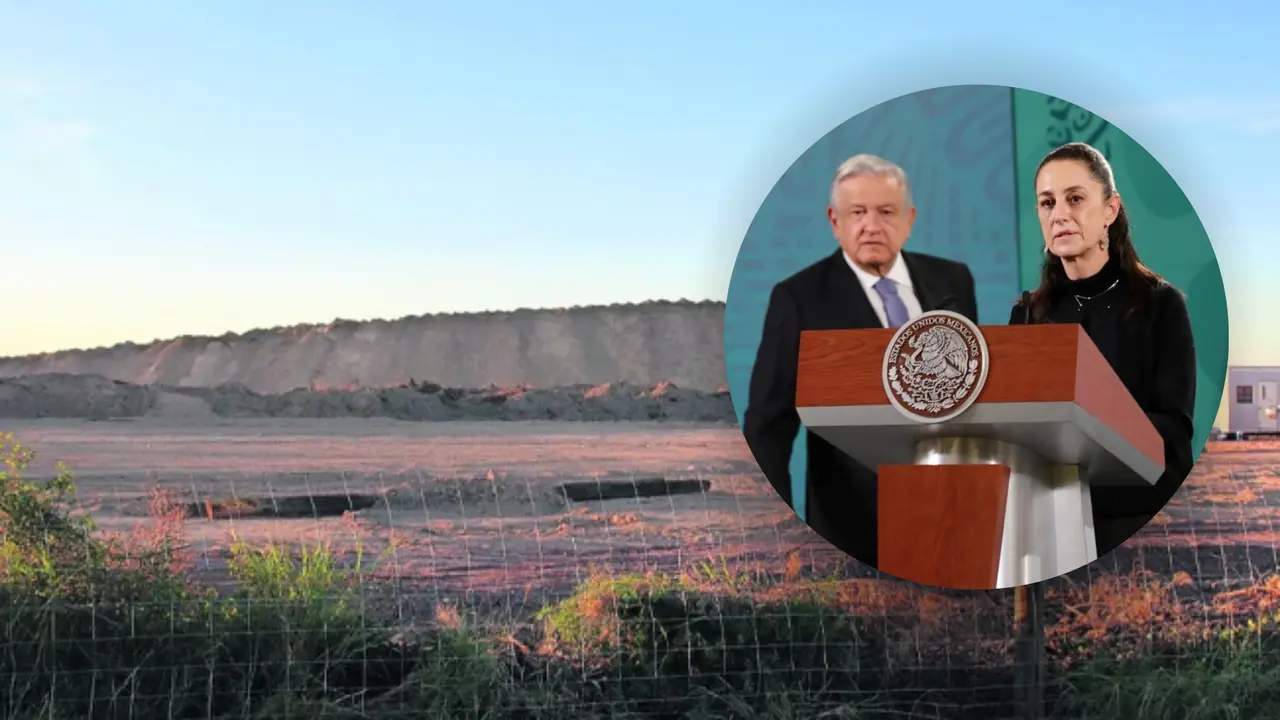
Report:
4,421,1279,719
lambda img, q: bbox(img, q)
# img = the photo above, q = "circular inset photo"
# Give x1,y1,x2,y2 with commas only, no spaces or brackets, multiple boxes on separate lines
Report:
724,84,1229,590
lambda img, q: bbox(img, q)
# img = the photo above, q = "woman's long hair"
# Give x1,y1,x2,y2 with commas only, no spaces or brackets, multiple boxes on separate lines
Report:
1026,142,1163,321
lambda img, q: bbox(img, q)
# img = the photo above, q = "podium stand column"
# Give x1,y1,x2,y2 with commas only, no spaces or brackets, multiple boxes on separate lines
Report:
913,437,1097,588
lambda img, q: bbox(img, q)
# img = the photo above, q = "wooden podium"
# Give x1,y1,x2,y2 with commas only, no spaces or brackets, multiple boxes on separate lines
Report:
795,319,1165,589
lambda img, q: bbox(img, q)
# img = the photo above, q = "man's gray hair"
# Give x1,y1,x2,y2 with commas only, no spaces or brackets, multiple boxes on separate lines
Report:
829,154,913,208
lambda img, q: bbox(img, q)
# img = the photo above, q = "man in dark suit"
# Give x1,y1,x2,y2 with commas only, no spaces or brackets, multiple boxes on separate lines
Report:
743,154,980,569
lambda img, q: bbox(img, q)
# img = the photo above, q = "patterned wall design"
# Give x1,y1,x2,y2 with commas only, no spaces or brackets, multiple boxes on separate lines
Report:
1010,89,1229,459
723,85,1022,519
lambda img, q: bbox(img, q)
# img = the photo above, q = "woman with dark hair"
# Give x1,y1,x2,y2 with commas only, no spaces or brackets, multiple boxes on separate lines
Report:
1009,141,1197,557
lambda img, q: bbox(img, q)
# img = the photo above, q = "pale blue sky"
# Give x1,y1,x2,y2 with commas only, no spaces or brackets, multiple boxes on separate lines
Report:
2,0,1278,388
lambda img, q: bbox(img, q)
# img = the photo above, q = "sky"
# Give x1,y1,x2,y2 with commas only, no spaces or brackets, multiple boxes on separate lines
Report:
2,2,1278,427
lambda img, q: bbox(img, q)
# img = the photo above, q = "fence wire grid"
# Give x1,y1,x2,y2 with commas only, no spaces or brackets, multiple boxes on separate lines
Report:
1,426,1278,720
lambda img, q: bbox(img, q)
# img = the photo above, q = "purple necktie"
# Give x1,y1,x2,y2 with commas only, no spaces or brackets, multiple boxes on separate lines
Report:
874,277,910,328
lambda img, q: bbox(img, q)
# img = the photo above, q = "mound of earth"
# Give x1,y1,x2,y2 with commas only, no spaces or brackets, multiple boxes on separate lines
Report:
0,373,737,422
0,300,728,394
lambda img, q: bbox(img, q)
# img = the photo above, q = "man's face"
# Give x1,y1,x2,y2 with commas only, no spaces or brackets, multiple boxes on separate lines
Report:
827,173,915,274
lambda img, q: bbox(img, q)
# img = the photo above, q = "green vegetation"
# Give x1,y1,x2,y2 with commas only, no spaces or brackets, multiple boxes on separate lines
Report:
3,430,1280,719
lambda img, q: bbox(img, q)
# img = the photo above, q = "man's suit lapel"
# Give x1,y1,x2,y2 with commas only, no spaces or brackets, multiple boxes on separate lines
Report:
902,251,944,312
823,250,884,329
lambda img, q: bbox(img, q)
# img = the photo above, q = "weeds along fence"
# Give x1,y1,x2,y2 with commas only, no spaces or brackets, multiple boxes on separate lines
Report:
3,434,1280,719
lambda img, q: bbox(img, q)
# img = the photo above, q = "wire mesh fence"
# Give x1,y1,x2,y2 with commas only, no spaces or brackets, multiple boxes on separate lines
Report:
2,426,1279,719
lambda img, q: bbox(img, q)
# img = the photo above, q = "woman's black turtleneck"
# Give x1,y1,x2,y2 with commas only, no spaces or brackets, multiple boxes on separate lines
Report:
1010,256,1197,556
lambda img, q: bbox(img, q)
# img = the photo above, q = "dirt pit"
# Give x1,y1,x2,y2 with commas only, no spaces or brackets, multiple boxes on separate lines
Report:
558,477,711,502
185,493,381,520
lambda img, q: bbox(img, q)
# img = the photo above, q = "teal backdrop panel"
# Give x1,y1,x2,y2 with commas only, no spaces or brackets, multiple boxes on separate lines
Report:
724,85,1022,520
1011,89,1229,461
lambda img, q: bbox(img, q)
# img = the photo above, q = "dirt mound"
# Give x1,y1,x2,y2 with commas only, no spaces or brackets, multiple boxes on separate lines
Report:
0,373,157,420
0,373,737,423
148,391,218,419
0,300,729,394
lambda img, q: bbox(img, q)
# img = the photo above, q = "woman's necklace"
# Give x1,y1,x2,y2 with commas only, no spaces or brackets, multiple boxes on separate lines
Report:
1073,278,1119,308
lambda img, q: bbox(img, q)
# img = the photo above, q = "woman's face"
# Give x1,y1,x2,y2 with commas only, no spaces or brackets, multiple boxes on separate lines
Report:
1035,159,1120,259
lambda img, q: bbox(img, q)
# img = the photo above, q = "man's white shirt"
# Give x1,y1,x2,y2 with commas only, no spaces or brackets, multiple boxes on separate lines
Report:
843,251,924,328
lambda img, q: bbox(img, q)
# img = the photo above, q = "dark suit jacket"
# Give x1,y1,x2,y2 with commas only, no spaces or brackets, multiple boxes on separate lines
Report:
742,249,980,569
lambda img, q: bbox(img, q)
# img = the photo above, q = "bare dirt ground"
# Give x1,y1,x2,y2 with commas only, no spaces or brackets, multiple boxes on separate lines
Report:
3,418,825,617
6,419,1280,618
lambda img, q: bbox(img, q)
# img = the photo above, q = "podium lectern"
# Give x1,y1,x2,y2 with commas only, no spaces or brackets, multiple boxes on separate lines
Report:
795,318,1164,589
